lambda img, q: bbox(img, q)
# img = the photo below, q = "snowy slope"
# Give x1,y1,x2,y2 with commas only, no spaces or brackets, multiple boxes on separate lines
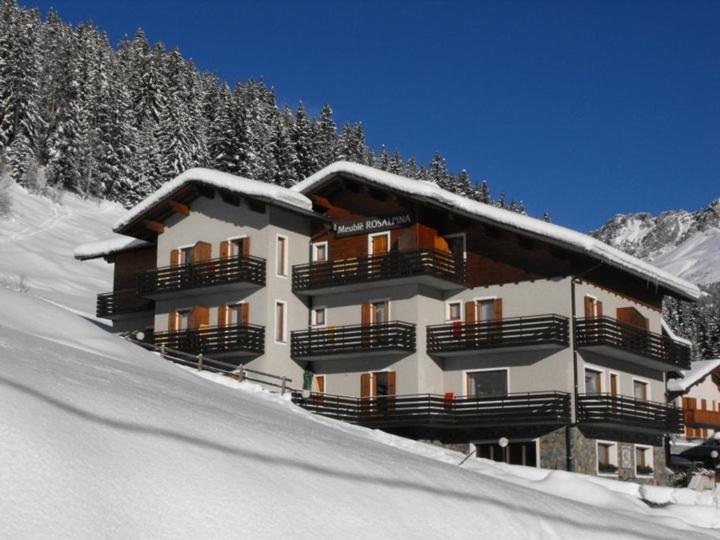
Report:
2,189,720,538
593,199,720,285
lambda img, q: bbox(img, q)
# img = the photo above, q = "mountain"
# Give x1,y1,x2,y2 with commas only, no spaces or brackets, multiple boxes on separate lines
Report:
592,199,720,286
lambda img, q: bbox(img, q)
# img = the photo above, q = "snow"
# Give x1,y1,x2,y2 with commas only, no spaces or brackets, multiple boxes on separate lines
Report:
651,229,720,286
662,318,694,347
1,189,720,538
668,359,720,393
74,236,151,261
113,167,314,233
293,161,701,301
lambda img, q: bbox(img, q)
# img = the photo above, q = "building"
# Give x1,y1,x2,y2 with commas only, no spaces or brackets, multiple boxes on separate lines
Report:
76,161,700,485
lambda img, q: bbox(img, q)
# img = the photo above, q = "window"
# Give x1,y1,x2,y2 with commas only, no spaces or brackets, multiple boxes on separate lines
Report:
230,237,248,257
276,235,288,276
315,375,326,394
477,440,537,467
635,445,654,477
371,300,389,324
447,301,462,321
275,301,287,343
478,299,495,322
445,234,466,260
226,303,247,325
585,295,602,318
585,368,603,394
597,441,618,475
466,370,508,398
180,247,194,265
312,307,326,326
312,242,328,262
633,380,649,401
375,372,391,396
369,232,390,255
175,309,191,331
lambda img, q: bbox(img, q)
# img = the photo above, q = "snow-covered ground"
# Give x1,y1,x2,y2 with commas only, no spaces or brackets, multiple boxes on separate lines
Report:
1,187,720,538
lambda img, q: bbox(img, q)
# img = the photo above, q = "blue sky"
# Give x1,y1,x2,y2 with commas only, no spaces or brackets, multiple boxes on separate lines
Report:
26,0,720,231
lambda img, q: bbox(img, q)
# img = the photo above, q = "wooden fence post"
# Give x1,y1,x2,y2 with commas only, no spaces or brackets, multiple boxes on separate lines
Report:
198,353,203,371
160,343,166,357
281,377,287,396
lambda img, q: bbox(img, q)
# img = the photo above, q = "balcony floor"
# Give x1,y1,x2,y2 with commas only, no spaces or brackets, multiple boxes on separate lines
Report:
431,341,566,358
294,273,464,296
296,348,413,362
141,280,262,300
577,343,677,372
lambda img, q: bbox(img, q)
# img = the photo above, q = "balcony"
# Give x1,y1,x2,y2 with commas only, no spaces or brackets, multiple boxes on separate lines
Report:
577,393,683,435
292,249,466,294
684,409,720,430
427,314,569,356
154,323,264,357
137,255,266,298
96,289,154,320
292,391,571,440
291,321,416,360
574,317,691,370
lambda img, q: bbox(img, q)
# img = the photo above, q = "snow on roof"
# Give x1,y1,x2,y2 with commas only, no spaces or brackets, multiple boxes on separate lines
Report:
667,359,720,393
74,236,152,261
661,319,693,347
293,161,701,301
113,168,314,233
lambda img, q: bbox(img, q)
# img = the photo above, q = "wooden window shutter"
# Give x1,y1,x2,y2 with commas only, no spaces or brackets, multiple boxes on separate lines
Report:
192,241,212,263
434,235,450,253
170,249,181,267
361,303,371,326
596,300,603,318
584,296,593,318
240,303,249,325
387,372,396,395
220,241,230,259
465,301,476,323
242,237,250,256
218,304,228,327
493,298,503,321
316,375,325,393
168,310,178,332
361,373,371,397
190,306,209,329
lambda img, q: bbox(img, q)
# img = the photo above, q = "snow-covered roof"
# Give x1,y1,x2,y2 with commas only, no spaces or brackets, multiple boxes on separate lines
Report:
661,319,693,347
667,359,720,393
74,236,152,261
293,161,701,301
113,168,314,233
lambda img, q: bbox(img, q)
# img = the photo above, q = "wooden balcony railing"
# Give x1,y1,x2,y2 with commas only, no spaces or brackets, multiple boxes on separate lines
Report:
574,317,691,369
292,249,466,291
685,408,720,429
96,289,153,318
154,323,265,356
291,321,416,358
137,255,266,296
577,393,683,434
292,391,571,430
427,314,569,354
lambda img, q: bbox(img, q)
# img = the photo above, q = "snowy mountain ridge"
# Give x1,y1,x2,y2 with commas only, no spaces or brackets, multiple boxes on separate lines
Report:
592,198,720,285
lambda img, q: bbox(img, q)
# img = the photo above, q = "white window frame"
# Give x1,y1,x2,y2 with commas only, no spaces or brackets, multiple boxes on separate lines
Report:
368,297,391,324
274,300,288,344
632,377,651,401
176,244,195,265
584,293,601,317
226,234,249,257
463,367,510,397
583,364,605,393
367,231,391,255
275,234,289,278
444,232,467,259
596,440,618,477
173,307,192,331
634,444,654,478
311,306,327,327
311,241,329,262
446,300,463,321
223,301,247,326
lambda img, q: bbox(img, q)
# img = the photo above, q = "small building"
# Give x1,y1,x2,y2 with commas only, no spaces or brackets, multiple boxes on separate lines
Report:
76,161,700,485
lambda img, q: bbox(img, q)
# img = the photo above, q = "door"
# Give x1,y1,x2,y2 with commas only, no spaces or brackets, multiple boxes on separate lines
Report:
369,233,390,277
617,307,649,352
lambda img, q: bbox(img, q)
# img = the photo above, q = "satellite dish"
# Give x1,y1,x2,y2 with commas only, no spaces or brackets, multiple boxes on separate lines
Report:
711,450,719,459
135,331,145,341
498,437,509,448
301,389,311,399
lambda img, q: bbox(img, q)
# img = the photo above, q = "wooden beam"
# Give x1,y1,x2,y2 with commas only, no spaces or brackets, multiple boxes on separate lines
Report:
143,220,164,234
169,201,191,216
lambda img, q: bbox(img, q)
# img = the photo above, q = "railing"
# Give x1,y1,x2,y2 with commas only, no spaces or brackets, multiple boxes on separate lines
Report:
137,255,266,296
291,321,416,358
577,393,683,433
574,317,691,369
292,249,466,291
291,391,571,429
96,289,153,318
427,314,569,353
154,323,265,356
685,408,720,429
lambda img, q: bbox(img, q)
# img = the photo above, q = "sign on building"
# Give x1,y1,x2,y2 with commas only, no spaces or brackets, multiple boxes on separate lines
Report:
332,213,414,238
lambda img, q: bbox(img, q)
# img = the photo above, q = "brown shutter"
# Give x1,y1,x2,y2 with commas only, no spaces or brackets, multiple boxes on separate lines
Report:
596,300,603,318
240,303,249,325
362,303,371,326
170,249,181,267
387,372,396,395
617,307,647,329
242,237,250,256
584,296,593,318
493,298,503,321
465,301,476,323
361,373,371,397
192,241,212,263
220,241,230,259
316,375,325,393
434,235,450,253
610,374,618,395
218,304,228,327
168,310,178,332
190,306,209,329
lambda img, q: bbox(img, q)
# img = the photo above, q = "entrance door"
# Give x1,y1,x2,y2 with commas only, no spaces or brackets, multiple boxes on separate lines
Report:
368,232,390,278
